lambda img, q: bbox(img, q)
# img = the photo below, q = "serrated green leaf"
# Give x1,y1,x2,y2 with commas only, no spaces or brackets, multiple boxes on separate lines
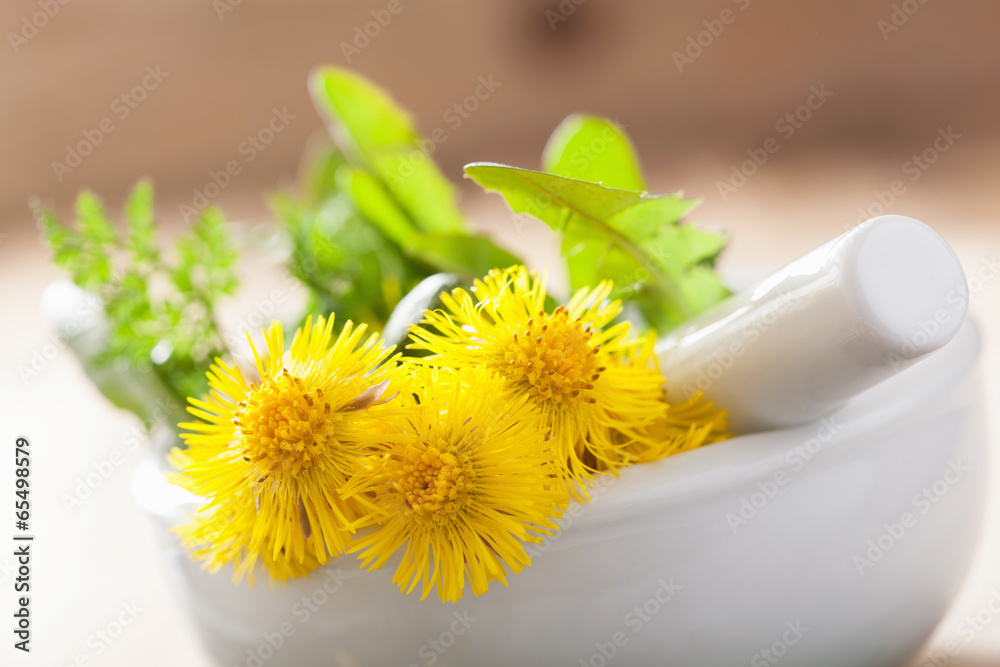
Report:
643,222,727,268
636,264,730,332
608,196,700,242
464,162,728,329
467,161,641,222
542,115,646,191
309,66,465,235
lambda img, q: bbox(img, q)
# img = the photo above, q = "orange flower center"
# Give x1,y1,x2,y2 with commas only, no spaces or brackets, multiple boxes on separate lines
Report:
398,443,469,516
497,305,603,407
237,369,334,479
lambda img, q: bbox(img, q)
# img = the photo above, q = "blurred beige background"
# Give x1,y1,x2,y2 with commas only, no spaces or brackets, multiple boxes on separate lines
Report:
2,0,1000,227
1,1,999,666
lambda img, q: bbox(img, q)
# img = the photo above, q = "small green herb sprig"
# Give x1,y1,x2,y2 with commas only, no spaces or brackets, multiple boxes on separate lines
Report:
36,181,238,421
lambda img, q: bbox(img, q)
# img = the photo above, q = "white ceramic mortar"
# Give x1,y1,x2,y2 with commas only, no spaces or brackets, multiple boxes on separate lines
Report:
135,318,986,667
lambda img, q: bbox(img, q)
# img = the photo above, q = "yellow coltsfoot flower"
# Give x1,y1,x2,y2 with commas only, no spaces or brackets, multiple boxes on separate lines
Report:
628,391,730,463
409,265,680,494
342,365,566,603
171,315,406,583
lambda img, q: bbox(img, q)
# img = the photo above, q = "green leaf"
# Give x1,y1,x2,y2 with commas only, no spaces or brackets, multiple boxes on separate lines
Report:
73,191,117,290
298,138,348,202
608,195,700,243
76,191,118,247
271,191,422,332
309,67,417,158
464,162,729,330
409,233,520,279
124,180,158,265
172,207,238,299
309,66,465,234
635,264,730,331
542,115,646,191
642,222,726,268
341,166,520,278
36,206,82,274
341,167,418,247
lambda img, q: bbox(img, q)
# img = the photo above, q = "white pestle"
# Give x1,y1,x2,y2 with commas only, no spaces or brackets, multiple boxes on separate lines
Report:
656,215,969,433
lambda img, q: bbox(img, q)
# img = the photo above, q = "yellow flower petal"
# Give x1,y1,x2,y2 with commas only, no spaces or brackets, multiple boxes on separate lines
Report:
171,314,407,583
409,265,704,496
342,365,567,602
